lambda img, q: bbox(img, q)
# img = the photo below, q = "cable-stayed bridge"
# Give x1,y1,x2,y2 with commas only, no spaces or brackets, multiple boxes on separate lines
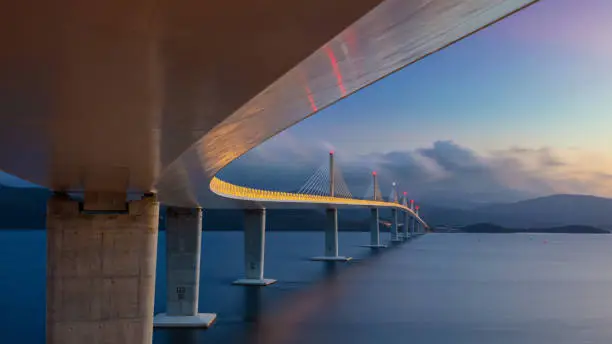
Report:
207,151,425,283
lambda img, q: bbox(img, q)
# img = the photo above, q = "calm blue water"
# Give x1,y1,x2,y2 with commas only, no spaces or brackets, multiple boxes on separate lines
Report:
2,231,612,343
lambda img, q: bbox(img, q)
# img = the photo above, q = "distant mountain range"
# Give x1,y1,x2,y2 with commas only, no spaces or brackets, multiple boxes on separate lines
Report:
1,185,611,231
421,194,612,230
459,223,609,234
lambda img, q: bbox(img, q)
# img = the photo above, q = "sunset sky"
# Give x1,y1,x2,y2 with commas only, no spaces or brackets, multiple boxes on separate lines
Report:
222,0,612,206
3,0,612,206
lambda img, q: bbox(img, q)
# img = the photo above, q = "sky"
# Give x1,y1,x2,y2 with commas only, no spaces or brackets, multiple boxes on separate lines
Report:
220,0,612,206
3,0,612,206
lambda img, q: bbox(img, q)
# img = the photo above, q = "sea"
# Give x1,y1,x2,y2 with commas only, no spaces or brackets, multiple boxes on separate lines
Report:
2,231,612,343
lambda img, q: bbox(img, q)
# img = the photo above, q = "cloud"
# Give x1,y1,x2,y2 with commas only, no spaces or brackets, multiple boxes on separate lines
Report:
224,139,612,207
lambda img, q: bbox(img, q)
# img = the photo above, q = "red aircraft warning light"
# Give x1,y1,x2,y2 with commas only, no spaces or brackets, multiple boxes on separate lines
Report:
329,150,334,155
403,191,407,195
372,171,377,176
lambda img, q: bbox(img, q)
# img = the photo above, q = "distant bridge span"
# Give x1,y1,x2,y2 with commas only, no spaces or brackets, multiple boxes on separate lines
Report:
210,177,428,228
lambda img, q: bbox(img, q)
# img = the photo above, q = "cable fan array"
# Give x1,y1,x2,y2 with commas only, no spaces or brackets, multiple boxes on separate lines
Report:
297,161,353,198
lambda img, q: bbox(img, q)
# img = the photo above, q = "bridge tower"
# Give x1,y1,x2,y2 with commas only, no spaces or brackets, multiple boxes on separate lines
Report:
415,205,422,234
410,199,416,236
329,150,335,197
389,182,401,243
311,151,352,261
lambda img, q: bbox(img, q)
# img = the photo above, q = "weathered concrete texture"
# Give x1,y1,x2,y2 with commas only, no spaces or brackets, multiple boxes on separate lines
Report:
154,207,216,328
46,194,159,344
165,207,202,316
233,208,276,286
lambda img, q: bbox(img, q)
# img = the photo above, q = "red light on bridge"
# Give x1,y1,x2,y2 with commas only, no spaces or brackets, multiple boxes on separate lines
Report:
415,205,420,210
410,200,414,204
403,191,407,195
372,171,377,176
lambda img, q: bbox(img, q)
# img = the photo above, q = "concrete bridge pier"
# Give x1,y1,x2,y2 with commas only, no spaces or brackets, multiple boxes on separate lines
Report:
154,207,216,328
233,208,276,286
311,208,352,261
362,208,386,248
390,209,402,243
403,211,410,240
46,192,158,344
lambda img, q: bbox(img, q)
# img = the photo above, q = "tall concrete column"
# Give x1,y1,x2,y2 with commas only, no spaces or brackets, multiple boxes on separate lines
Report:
403,211,410,240
362,208,386,248
46,193,158,344
311,208,351,261
233,208,276,286
154,207,216,328
410,215,416,237
390,209,401,242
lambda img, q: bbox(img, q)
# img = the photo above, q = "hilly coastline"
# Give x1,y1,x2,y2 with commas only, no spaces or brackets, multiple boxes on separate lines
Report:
458,223,609,234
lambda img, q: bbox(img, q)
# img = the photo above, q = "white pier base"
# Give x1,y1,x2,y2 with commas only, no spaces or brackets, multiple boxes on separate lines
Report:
233,208,276,286
233,278,277,286
361,244,387,248
311,256,353,262
153,313,217,328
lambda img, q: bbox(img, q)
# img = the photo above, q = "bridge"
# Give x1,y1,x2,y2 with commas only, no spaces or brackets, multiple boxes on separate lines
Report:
157,150,427,325
0,0,538,342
